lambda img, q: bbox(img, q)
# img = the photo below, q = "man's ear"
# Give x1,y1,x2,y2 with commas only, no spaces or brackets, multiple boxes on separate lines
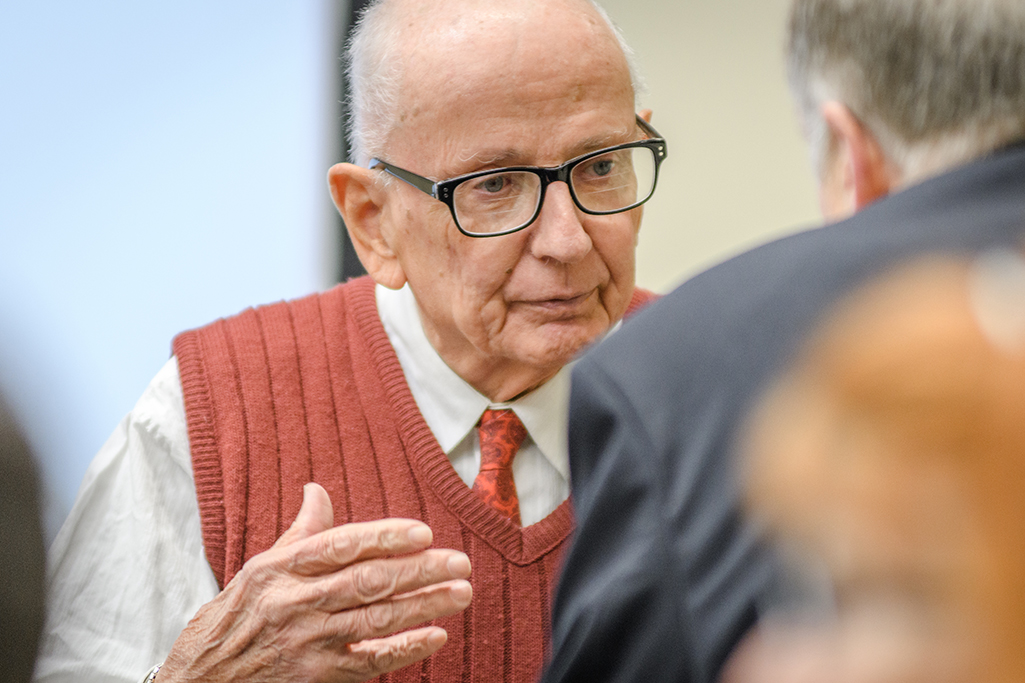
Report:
819,101,898,219
638,108,653,124
327,163,407,289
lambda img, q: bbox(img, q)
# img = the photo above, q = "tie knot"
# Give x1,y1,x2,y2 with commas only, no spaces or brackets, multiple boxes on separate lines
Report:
478,408,527,469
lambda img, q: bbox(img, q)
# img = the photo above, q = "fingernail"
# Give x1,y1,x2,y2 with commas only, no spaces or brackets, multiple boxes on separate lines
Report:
408,524,432,546
447,553,471,577
451,579,473,603
427,629,448,648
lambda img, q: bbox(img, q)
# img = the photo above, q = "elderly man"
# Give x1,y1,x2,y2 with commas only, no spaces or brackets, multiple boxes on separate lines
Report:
35,1,663,682
544,0,1025,682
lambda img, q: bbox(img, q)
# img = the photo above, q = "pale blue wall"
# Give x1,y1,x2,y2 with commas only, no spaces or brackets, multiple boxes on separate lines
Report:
0,1,341,541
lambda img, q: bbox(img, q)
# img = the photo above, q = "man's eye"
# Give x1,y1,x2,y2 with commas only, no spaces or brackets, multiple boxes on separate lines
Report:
479,175,507,193
588,159,615,177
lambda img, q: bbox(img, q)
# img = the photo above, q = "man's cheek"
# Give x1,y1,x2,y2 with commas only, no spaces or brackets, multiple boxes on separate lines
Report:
468,297,510,338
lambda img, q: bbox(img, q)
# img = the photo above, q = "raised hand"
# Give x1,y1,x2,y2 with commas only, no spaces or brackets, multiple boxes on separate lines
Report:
159,483,472,682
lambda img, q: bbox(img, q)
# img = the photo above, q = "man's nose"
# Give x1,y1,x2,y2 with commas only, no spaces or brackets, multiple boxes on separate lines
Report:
529,181,592,264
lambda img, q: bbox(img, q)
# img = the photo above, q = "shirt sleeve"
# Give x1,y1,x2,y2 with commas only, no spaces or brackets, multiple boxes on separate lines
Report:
34,357,220,683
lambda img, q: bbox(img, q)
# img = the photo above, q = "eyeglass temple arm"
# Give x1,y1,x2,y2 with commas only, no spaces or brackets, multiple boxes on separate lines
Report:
635,114,660,140
368,159,437,196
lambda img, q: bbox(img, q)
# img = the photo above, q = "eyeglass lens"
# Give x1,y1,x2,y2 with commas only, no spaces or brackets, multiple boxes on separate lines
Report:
451,146,657,235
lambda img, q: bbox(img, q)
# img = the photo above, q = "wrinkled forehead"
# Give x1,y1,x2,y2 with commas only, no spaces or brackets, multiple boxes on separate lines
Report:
382,0,635,167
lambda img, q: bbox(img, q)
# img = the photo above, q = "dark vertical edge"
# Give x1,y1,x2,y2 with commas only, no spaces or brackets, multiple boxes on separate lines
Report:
419,649,433,683
341,287,392,519
538,560,552,666
285,302,315,486
221,323,252,580
461,526,475,683
336,0,371,282
315,293,353,523
502,561,513,683
0,392,45,682
253,311,284,539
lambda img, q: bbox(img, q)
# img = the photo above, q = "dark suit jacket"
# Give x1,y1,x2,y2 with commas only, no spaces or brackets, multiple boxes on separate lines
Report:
544,142,1025,683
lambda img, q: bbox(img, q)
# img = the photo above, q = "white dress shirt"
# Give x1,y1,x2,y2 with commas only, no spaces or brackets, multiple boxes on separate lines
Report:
34,283,571,683
377,283,570,526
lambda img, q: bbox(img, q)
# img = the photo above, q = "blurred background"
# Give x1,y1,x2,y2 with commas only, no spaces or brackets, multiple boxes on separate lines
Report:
0,0,819,544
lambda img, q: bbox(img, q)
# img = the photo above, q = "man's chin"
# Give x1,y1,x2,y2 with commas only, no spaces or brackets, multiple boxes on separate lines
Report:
507,317,611,368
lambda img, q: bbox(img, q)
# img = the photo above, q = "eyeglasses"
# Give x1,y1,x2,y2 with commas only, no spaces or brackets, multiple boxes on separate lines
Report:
368,115,667,238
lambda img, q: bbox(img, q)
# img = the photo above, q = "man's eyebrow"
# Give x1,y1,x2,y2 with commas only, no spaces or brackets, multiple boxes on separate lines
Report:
457,149,524,169
565,127,636,158
452,125,639,174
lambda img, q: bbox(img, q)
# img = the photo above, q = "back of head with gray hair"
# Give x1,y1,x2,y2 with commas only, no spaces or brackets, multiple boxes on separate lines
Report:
343,0,644,167
787,0,1025,181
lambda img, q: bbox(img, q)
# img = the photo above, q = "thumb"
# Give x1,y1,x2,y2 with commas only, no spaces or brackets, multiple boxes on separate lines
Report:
274,482,334,548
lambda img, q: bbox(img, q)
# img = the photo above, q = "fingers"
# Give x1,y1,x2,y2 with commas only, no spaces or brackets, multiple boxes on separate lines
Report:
337,627,449,680
274,483,335,548
308,549,472,613
327,578,473,644
288,518,436,576
164,495,474,683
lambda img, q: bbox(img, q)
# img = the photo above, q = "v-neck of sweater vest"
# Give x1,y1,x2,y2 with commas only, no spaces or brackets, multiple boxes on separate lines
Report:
177,276,657,586
341,277,574,565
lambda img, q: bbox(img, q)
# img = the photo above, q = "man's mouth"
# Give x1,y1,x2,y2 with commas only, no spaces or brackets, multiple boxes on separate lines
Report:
517,289,598,316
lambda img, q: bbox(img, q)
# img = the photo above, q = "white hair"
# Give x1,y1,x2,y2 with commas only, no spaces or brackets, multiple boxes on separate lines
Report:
787,0,1025,182
343,0,645,167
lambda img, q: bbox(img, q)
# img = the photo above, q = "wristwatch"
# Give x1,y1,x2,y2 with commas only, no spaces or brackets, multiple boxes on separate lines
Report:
140,664,162,683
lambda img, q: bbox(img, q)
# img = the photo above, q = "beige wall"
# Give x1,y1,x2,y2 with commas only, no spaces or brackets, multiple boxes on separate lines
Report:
601,0,823,293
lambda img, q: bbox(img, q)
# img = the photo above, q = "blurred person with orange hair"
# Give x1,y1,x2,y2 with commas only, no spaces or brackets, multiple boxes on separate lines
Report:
725,249,1025,683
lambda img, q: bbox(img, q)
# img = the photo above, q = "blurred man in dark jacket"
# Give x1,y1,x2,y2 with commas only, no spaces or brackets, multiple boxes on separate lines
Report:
546,1,1025,681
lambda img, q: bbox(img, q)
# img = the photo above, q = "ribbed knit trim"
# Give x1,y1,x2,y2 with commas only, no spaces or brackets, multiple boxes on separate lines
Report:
173,328,228,584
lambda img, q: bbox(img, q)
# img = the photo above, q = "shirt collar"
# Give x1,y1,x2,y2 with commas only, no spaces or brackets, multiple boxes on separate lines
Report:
376,283,570,481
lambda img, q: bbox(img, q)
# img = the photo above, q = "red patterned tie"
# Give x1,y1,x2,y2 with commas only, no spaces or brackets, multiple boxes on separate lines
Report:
473,408,527,525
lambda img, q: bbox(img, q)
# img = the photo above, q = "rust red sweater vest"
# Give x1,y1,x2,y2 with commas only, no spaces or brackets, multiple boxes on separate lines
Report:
172,276,657,683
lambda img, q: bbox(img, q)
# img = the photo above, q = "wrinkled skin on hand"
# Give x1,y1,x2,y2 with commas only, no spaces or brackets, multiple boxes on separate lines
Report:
160,483,473,683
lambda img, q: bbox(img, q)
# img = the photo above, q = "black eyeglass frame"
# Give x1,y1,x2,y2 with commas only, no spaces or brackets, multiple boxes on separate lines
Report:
368,115,668,238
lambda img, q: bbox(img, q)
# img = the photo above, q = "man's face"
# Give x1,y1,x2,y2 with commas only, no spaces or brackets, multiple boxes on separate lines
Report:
370,2,641,400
